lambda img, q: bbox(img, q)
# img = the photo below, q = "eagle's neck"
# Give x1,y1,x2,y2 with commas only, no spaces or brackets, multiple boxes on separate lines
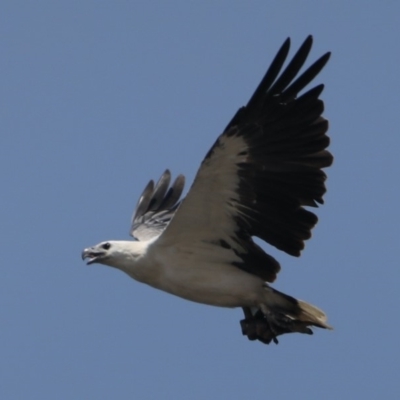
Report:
106,239,161,284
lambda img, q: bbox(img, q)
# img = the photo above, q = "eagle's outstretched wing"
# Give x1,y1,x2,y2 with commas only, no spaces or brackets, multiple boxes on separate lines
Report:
157,36,332,283
130,170,185,241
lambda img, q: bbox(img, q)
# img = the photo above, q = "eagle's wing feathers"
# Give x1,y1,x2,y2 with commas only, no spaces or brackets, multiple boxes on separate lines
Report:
157,36,332,282
130,169,185,241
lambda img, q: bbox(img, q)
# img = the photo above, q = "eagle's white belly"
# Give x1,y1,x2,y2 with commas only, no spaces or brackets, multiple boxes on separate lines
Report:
124,242,266,308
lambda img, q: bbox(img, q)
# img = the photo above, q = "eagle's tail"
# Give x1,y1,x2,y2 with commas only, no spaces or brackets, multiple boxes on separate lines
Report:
240,285,332,344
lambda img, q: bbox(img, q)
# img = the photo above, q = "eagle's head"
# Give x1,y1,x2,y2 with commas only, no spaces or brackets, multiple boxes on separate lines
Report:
81,241,114,265
82,240,150,272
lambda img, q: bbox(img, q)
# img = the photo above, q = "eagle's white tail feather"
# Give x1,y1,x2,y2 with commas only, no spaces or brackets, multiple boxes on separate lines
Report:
262,284,332,330
297,299,333,329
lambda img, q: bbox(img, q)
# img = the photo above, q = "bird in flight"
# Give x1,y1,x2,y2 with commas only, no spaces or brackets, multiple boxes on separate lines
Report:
82,36,333,345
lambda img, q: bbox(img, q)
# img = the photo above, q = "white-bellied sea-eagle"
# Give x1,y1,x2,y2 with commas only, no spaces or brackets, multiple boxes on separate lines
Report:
82,36,333,345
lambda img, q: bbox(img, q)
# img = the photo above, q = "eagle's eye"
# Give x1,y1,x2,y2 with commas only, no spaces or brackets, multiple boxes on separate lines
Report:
102,242,111,250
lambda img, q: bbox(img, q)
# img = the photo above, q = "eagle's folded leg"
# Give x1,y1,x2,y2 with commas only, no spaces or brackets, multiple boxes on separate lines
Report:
240,307,255,338
240,306,316,345
240,307,280,345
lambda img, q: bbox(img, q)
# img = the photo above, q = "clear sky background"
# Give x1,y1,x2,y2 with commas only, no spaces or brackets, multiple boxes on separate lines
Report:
1,2,399,399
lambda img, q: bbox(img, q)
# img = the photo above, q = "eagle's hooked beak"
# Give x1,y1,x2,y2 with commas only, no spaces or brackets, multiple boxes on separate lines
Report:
81,247,105,265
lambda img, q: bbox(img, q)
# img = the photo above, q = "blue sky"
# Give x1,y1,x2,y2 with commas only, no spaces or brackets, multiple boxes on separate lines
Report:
1,2,399,399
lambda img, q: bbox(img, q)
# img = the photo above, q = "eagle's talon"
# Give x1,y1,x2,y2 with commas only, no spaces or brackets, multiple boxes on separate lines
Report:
240,315,280,344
